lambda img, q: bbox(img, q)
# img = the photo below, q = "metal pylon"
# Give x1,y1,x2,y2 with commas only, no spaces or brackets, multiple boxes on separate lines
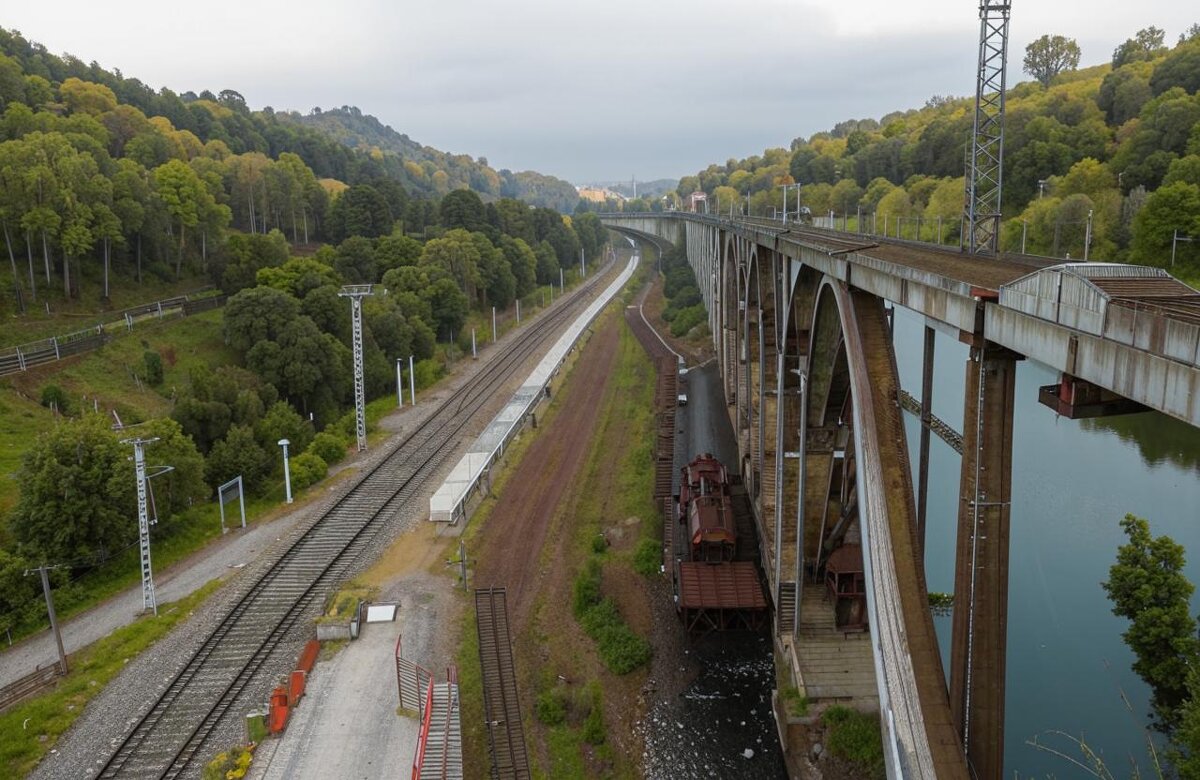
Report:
123,436,159,615
339,284,374,451
963,1,1011,256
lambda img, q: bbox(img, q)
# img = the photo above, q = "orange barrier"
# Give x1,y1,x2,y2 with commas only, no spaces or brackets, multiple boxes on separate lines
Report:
268,686,289,733
288,670,307,707
297,640,320,674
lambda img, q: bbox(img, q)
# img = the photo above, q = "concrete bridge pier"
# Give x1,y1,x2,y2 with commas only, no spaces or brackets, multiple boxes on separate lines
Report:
949,340,1018,780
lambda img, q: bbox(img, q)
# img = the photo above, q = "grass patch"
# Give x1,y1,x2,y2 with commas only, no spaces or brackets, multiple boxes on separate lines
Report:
320,581,376,622
0,579,224,777
781,685,810,718
821,705,885,779
632,538,660,577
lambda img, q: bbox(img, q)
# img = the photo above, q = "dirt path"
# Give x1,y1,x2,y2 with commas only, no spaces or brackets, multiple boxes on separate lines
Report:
472,319,620,630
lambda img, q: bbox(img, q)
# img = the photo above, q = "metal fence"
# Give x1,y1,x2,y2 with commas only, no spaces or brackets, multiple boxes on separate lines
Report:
0,289,226,377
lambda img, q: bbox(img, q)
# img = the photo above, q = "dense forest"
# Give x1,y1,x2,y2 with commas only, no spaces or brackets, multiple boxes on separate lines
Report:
0,28,608,637
625,25,1200,277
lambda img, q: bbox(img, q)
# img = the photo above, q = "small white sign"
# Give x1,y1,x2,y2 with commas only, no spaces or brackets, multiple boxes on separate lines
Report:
365,603,398,623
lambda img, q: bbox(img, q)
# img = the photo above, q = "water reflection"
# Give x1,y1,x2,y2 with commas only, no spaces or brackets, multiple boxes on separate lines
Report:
891,306,1200,778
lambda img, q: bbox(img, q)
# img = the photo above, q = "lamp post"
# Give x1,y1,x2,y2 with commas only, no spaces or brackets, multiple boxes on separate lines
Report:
395,358,404,407
279,438,292,504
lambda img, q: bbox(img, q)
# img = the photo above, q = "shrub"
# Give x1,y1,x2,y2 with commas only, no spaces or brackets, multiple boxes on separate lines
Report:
289,452,328,492
39,384,71,414
534,689,567,726
308,431,347,465
822,706,885,778
670,305,707,338
633,538,660,577
581,684,605,745
590,533,608,554
572,558,602,617
579,598,652,674
142,350,164,386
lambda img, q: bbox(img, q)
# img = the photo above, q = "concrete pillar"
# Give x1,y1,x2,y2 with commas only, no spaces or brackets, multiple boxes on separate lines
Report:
950,342,1017,780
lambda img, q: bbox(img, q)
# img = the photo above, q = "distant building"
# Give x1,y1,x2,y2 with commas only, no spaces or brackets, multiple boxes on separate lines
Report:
687,191,707,212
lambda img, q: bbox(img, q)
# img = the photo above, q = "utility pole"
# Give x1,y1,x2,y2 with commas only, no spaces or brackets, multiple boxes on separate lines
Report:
1083,209,1093,261
339,284,374,451
25,563,68,673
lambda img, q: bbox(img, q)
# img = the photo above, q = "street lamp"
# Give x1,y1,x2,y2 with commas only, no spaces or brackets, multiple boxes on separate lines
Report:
278,438,293,504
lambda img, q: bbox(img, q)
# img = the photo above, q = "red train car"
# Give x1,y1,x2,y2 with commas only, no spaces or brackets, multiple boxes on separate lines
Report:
678,453,737,562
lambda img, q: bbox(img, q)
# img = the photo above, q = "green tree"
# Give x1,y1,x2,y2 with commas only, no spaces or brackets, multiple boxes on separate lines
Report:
1130,181,1200,266
223,285,302,354
254,401,314,456
204,424,271,491
1023,35,1082,87
1102,514,1200,728
1113,26,1168,68
154,158,210,276
10,415,133,564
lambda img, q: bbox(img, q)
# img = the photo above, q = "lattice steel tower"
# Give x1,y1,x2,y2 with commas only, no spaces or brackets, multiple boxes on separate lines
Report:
963,2,1011,255
123,436,159,615
339,284,374,451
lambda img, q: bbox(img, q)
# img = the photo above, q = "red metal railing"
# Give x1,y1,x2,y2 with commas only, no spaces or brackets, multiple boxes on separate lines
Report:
411,678,435,780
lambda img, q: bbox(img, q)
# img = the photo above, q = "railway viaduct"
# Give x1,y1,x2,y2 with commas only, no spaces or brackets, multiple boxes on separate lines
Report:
601,211,1200,779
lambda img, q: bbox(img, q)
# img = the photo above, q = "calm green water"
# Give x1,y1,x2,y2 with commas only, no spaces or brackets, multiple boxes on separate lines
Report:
891,307,1200,777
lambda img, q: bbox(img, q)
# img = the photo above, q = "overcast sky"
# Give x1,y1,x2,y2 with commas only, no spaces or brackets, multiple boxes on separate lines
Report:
5,2,1197,184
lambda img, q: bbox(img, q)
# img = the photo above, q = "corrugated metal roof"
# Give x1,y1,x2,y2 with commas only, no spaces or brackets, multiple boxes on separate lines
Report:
1003,263,1200,326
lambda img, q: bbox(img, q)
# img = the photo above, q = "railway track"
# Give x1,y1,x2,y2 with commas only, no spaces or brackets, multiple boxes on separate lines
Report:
94,266,615,780
473,587,529,780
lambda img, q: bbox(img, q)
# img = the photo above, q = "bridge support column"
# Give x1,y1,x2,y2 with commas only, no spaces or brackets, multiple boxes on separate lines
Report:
950,342,1017,780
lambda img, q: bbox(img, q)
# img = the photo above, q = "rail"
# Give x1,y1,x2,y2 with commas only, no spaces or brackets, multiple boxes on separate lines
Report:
474,587,529,779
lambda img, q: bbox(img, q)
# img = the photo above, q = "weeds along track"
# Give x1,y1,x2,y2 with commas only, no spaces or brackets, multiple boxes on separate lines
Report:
94,270,612,780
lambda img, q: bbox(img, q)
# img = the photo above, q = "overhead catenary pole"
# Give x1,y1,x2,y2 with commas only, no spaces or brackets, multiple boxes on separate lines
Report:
338,284,374,451
409,355,415,405
123,436,159,615
472,327,477,358
962,1,1011,256
492,306,497,344
26,564,68,673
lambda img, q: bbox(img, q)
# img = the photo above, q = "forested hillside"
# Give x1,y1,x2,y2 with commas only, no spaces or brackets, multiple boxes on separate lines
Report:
0,27,610,638
654,25,1200,277
285,106,580,211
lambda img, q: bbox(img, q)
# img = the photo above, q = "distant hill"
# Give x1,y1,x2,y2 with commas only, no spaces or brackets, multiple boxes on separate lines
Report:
283,106,579,211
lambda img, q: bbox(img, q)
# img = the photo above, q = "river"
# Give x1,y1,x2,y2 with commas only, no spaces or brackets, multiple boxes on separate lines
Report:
891,306,1200,777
